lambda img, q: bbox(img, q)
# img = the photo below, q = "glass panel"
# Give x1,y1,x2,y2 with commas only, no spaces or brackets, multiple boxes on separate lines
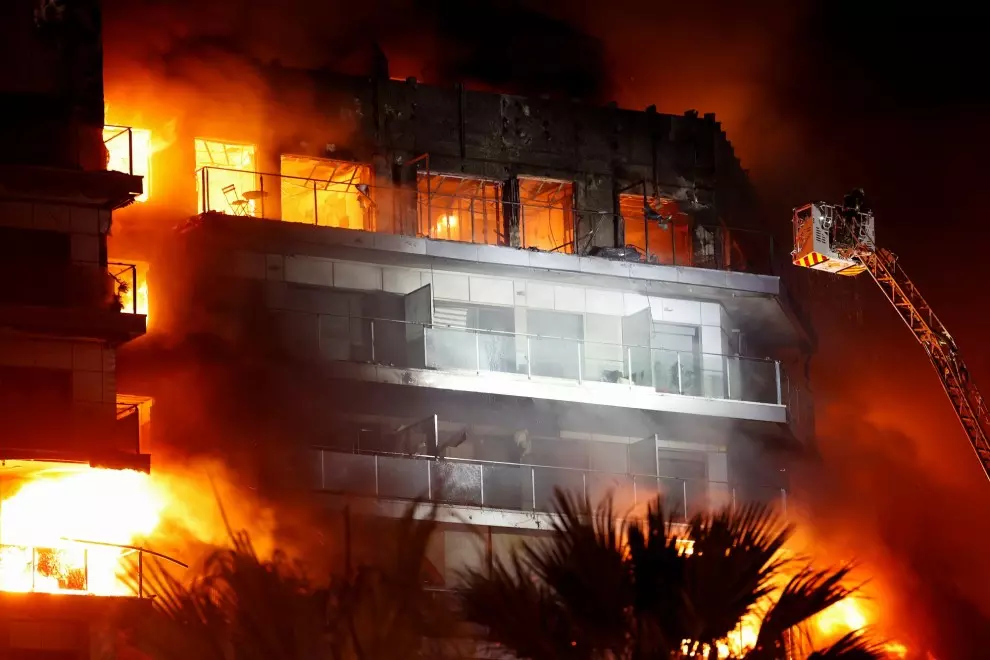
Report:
195,139,257,215
478,332,517,374
519,178,573,252
280,156,374,230
377,455,430,500
417,174,502,245
425,327,478,371
320,452,377,496
737,357,779,403
533,466,584,512
620,195,691,265
482,464,532,511
530,336,580,380
432,461,483,507
586,472,635,511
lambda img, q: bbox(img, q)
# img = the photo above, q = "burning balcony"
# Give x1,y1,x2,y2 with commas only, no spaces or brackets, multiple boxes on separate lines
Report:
0,462,177,598
103,126,152,202
0,397,148,472
417,173,503,244
0,260,146,342
194,164,777,276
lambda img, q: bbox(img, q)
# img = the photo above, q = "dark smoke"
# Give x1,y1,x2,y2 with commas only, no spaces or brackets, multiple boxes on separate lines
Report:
102,0,612,100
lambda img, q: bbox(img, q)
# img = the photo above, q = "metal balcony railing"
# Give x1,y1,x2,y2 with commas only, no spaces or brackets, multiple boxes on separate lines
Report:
312,448,788,522
195,166,777,275
0,540,183,598
0,260,140,314
102,126,138,176
316,313,788,407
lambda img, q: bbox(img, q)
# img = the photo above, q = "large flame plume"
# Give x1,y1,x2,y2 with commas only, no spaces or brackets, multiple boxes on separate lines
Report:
0,468,166,596
0,459,277,598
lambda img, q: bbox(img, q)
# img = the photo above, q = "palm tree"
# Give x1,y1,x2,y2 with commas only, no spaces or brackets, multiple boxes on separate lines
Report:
460,491,885,660
119,503,454,660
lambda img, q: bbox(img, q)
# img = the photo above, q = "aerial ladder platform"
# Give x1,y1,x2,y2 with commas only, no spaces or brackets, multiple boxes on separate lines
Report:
791,192,990,481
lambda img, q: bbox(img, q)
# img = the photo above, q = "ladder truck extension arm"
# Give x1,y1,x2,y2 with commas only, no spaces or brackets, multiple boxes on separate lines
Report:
791,194,990,481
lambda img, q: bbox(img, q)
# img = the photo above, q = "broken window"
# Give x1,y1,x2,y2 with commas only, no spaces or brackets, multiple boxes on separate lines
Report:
518,177,573,253
103,126,151,202
416,174,502,245
194,139,258,216
621,195,691,265
280,156,375,230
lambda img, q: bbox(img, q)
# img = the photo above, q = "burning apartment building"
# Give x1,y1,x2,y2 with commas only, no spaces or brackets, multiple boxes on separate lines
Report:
103,37,814,586
0,0,164,657
1,0,813,649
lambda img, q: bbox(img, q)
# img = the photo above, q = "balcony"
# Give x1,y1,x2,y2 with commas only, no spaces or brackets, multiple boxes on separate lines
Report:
0,541,177,597
0,124,143,209
0,401,149,472
316,314,795,424
0,260,147,343
195,166,777,276
312,448,788,523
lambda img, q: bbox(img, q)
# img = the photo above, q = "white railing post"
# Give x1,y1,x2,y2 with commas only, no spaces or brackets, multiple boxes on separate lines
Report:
576,341,583,383
423,325,429,367
725,355,732,399
775,361,783,405
480,465,485,506
526,336,532,378
531,467,537,510
475,331,481,373
649,348,656,389
626,347,633,386
370,320,376,363
676,352,683,394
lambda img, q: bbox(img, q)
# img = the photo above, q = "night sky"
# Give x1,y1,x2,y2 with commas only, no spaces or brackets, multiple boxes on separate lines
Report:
102,0,990,654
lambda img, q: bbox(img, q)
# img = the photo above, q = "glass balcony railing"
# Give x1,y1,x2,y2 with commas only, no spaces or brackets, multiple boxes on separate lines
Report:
312,448,788,522
0,540,183,597
317,314,788,406
195,166,777,275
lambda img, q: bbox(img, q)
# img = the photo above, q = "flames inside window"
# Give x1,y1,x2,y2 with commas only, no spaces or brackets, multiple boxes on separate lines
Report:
110,260,149,318
280,156,374,230
519,178,573,253
417,174,502,245
621,195,691,265
195,139,258,216
103,126,152,202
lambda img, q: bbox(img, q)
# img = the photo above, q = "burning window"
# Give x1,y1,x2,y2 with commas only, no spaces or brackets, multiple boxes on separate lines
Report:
109,260,149,317
0,466,164,595
621,195,691,265
194,139,259,216
518,177,573,252
416,174,502,245
103,126,151,202
280,156,374,230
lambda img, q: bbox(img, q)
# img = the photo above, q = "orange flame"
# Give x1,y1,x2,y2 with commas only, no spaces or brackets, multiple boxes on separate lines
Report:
0,468,166,596
103,127,153,202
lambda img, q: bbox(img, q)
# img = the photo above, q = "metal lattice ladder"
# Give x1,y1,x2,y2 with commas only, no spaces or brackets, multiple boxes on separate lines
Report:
859,248,990,480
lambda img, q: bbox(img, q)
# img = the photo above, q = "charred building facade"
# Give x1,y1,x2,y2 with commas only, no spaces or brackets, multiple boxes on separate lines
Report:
107,57,813,580
1,0,813,616
0,0,152,656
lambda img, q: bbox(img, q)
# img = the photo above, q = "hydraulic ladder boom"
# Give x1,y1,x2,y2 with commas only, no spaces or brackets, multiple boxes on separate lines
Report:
861,249,990,480
792,197,990,482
